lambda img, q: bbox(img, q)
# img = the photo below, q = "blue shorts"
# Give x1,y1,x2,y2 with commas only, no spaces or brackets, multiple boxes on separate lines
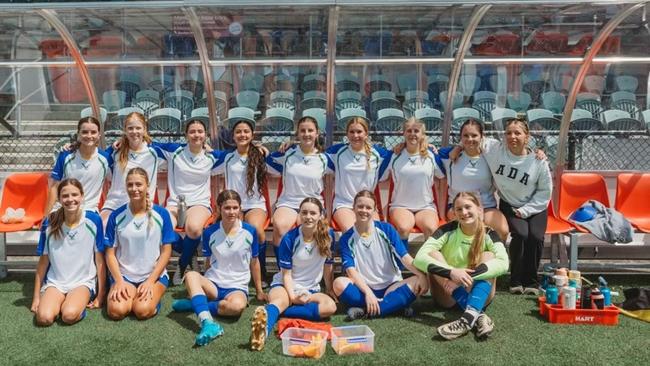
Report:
209,281,248,301
370,285,392,299
270,283,318,294
109,274,170,288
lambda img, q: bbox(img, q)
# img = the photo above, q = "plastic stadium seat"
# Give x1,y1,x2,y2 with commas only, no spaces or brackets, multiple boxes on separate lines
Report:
366,74,392,95
583,75,605,95
414,108,442,131
427,74,449,106
268,91,295,112
440,91,463,110
300,90,326,111
197,90,229,121
115,74,141,105
458,74,480,98
576,92,604,122
615,75,638,93
302,108,326,131
603,109,644,131
262,107,294,132
148,107,182,133
148,76,173,94
335,91,362,119
491,107,517,131
541,91,566,114
559,173,610,233
527,108,561,131
108,106,145,131
188,107,210,126
472,91,497,122
546,200,573,235
370,91,400,120
0,173,48,233
507,91,532,113
242,74,264,91
337,107,367,131
375,108,406,133
102,90,126,113
180,75,204,103
80,106,108,124
163,90,194,121
273,73,294,92
132,89,160,118
522,79,547,107
452,107,481,131
615,173,650,233
403,90,433,118
397,73,418,96
336,77,361,93
301,74,326,92
236,90,260,111
569,109,604,131
610,91,640,120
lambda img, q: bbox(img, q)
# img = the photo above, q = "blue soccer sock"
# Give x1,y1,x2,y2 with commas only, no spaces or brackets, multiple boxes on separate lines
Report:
283,302,321,321
452,286,470,309
191,294,211,321
378,284,416,317
339,283,366,308
265,304,280,337
273,245,281,270
179,236,201,270
466,280,492,312
208,301,220,316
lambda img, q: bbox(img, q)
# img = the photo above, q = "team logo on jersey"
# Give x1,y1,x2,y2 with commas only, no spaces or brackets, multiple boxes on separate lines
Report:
225,235,236,248
240,157,248,165
304,244,314,254
67,230,78,240
129,153,138,161
359,233,372,248
468,159,478,168
133,220,145,231
303,156,311,165
408,156,419,165
81,161,90,170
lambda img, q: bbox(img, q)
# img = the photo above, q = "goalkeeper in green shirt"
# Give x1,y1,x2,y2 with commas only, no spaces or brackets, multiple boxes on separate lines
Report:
414,192,508,341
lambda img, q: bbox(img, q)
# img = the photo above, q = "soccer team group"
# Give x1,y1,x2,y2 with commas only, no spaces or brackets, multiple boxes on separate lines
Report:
33,109,552,347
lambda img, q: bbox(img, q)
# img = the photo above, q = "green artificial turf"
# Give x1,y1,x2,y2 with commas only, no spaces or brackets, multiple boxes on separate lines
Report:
1,274,649,366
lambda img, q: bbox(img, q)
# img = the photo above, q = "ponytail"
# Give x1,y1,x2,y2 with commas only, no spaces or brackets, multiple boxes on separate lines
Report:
118,112,152,170
299,197,331,258
452,191,485,269
234,120,267,198
346,117,372,170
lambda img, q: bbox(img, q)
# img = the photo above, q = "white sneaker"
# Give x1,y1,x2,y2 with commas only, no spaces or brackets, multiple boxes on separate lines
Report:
509,286,524,295
475,313,494,338
437,318,472,340
523,287,540,296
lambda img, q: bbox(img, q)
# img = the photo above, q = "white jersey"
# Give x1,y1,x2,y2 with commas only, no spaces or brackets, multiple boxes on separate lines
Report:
339,221,408,290
483,138,552,218
326,143,390,210
37,211,104,293
386,149,445,211
104,204,177,283
439,147,497,209
103,144,164,211
271,226,334,293
267,146,330,209
202,220,259,292
51,149,110,212
155,142,222,208
213,150,267,211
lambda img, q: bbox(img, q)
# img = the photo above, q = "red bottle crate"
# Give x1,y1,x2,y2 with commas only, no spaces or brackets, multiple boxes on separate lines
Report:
538,297,619,325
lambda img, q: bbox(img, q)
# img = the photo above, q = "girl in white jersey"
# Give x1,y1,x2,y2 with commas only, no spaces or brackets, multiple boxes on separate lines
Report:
213,119,268,245
250,197,336,351
48,117,110,214
438,119,509,241
267,116,330,258
386,117,445,239
326,117,391,232
333,190,428,320
32,179,105,326
105,168,176,320
101,112,163,226
171,190,265,347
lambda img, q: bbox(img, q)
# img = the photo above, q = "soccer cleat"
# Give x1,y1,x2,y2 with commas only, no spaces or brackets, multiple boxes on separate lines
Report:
509,286,524,295
474,313,494,339
195,319,224,346
171,299,193,313
345,307,367,321
250,306,267,351
437,318,472,340
172,264,184,286
523,287,540,296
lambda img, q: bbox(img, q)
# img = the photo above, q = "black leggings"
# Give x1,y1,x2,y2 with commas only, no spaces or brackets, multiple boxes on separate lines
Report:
499,199,547,287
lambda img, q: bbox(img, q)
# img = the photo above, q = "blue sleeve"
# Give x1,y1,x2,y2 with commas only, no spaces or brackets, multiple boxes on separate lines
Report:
373,144,391,159
380,222,408,258
105,146,115,172
104,211,117,248
151,141,182,160
438,146,453,160
51,151,68,181
243,222,259,258
202,223,216,257
87,211,105,253
377,149,392,180
339,229,355,270
155,206,179,245
325,229,336,265
326,143,345,155
278,229,295,270
36,219,49,255
266,150,284,174
211,149,230,170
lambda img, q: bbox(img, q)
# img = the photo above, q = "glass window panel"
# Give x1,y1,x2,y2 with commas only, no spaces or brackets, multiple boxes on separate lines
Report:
0,12,71,62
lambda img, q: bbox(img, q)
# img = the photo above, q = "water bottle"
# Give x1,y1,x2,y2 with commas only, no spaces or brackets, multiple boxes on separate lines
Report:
590,287,604,310
177,195,187,229
562,286,576,309
546,284,559,305
598,276,612,306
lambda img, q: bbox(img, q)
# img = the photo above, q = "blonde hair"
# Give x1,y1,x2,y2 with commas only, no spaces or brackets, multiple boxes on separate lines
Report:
346,117,372,170
118,112,152,170
403,117,428,158
299,197,331,258
452,191,485,269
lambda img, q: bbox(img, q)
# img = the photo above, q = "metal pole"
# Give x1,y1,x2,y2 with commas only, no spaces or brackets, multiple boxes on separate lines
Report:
325,6,339,222
37,9,102,148
183,7,218,146
440,4,491,147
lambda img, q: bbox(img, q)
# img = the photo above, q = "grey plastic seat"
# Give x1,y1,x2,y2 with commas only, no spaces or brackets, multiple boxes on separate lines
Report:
180,75,204,102
603,109,644,131
302,108,326,131
610,91,640,120
575,92,604,122
507,91,532,113
335,91,363,119
370,91,400,120
366,74,392,94
301,74,325,92
541,91,566,114
440,91,464,110
427,74,449,105
491,107,517,131
80,106,107,124
269,91,295,112
242,74,264,91
196,90,229,121
102,90,126,113
236,90,260,111
615,75,638,93
163,90,194,121
148,107,182,133
403,90,433,118
452,107,481,131
414,107,442,131
262,107,294,132
274,73,294,92
336,77,361,93
133,89,160,118
115,74,141,105
300,91,326,111
397,73,418,96
188,107,210,127
527,108,561,131
569,109,604,131
583,75,605,95
472,90,497,121
375,108,406,132
148,76,173,94
109,106,145,130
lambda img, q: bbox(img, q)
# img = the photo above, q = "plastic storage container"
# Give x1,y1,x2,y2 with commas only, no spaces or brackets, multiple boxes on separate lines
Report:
331,325,375,355
538,297,619,326
280,327,328,359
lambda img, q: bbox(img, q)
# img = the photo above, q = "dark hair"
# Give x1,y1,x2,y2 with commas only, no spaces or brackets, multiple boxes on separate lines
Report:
296,116,321,151
184,118,207,135
48,178,84,240
452,192,485,269
232,120,267,198
217,189,242,208
353,189,377,209
70,117,101,152
460,118,484,137
118,112,152,170
299,197,330,258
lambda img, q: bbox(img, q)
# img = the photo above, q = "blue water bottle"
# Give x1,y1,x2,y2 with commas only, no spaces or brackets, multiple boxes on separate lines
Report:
598,276,612,306
546,284,559,305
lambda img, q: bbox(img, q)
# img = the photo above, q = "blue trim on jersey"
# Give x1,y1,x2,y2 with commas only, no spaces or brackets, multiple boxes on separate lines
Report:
339,221,407,271
104,204,178,248
51,150,70,181
201,220,260,258
266,150,285,173
37,211,105,255
278,227,336,270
